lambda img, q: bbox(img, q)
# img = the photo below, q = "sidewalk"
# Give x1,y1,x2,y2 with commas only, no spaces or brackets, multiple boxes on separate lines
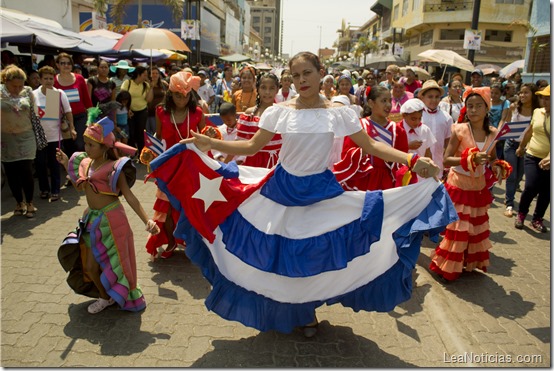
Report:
1,165,550,367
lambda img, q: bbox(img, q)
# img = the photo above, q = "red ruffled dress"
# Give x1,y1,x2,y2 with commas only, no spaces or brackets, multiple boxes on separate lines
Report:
236,113,282,169
334,117,411,191
430,123,496,280
145,106,204,256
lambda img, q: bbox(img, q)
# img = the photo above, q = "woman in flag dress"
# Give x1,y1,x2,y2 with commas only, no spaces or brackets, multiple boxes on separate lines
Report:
429,87,511,281
145,71,206,260
148,52,457,336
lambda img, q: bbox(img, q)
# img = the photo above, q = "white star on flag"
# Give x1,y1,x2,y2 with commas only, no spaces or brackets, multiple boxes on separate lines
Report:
192,173,227,211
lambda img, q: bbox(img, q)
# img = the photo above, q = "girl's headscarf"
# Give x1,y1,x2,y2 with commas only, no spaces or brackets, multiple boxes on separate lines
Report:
169,71,201,96
463,86,491,109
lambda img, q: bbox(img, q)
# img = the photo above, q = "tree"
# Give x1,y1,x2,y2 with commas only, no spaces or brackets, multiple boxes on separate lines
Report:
352,36,378,66
93,0,184,28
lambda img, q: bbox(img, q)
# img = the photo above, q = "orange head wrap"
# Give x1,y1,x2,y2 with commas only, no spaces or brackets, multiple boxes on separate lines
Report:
463,86,491,109
169,71,201,96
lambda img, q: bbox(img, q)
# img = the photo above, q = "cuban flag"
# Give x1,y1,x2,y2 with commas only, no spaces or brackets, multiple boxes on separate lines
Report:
143,131,166,157
365,118,393,146
148,143,457,333
484,121,530,153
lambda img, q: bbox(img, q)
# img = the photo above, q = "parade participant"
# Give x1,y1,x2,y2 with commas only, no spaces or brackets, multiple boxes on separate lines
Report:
275,72,298,103
33,66,75,202
401,98,436,159
430,87,510,281
514,86,550,232
146,66,168,134
232,66,257,112
212,102,245,164
235,73,282,168
320,74,336,100
1,65,39,217
334,86,409,191
54,52,93,155
502,83,540,217
121,66,153,156
420,80,454,178
147,51,455,337
145,71,206,260
439,78,464,123
56,113,159,314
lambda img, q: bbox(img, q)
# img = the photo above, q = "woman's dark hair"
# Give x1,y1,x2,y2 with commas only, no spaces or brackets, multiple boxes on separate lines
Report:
490,83,502,92
516,83,540,112
163,88,198,113
130,66,148,94
253,73,279,111
288,51,323,71
148,66,165,88
464,92,492,135
116,90,132,111
535,79,549,89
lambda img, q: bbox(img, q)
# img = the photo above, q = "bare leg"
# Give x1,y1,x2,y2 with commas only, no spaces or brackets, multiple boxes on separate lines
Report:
85,247,109,300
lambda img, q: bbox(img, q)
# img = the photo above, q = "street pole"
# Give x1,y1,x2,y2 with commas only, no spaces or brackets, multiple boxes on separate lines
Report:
466,0,481,85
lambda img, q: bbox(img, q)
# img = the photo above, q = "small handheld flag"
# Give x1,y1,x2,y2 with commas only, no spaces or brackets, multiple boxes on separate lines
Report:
144,131,167,157
484,121,530,153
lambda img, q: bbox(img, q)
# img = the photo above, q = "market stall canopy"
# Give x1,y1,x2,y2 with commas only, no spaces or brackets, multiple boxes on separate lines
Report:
79,29,123,40
417,49,474,71
219,53,251,63
1,9,86,50
365,55,407,70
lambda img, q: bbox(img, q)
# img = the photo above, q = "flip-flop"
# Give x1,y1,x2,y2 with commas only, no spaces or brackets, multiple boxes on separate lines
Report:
50,194,59,202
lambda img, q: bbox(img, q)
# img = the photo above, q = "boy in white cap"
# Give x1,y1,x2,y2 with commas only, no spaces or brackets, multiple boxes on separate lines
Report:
400,98,436,159
420,80,454,178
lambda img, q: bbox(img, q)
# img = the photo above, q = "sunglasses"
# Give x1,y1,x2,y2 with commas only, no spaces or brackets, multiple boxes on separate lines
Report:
58,61,72,66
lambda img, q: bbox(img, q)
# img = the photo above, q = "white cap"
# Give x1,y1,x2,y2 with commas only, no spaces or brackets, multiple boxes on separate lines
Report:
342,69,351,78
331,95,351,106
400,98,425,114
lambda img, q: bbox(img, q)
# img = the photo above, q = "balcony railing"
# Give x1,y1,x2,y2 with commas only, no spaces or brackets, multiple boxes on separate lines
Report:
423,0,473,12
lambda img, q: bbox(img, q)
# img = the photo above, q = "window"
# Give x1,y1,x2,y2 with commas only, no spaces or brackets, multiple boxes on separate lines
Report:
496,0,523,3
410,34,420,45
264,26,271,33
254,26,260,33
265,16,272,23
485,30,512,42
440,29,465,40
528,35,550,73
253,16,260,24
393,4,399,20
412,0,419,10
420,30,433,46
402,0,409,16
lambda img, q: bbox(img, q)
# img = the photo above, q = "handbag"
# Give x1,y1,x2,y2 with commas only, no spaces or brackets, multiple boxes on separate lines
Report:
28,90,48,150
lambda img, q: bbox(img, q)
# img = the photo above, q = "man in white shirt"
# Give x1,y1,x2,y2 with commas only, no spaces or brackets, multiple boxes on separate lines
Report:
197,69,215,111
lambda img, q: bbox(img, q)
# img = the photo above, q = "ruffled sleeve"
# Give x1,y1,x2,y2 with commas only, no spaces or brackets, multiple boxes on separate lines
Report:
108,157,137,195
259,105,361,137
67,152,90,184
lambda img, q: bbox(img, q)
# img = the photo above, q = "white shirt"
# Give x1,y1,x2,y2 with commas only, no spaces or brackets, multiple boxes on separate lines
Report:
421,107,453,173
32,87,72,143
212,124,246,163
197,81,215,104
402,120,437,158
275,88,298,103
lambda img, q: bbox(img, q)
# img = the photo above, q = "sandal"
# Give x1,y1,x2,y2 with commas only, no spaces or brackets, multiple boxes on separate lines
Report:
40,191,50,199
87,298,115,314
25,203,36,219
160,244,177,259
14,203,25,216
50,194,59,202
302,319,319,338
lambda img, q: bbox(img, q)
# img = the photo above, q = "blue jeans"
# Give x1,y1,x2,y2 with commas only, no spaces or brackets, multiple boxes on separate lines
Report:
503,139,524,208
518,154,550,219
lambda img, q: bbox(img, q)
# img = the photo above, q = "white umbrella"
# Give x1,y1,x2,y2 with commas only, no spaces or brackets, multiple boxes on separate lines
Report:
418,49,474,72
400,66,431,80
475,64,502,75
499,60,524,78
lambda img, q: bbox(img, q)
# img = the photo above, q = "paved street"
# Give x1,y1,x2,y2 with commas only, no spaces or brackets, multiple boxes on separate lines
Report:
1,164,550,367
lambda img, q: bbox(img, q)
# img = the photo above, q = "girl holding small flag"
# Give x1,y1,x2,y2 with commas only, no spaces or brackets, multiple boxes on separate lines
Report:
148,52,455,337
56,112,159,314
430,87,512,281
145,71,207,260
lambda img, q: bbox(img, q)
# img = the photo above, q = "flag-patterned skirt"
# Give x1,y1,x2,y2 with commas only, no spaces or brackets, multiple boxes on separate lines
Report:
149,143,458,332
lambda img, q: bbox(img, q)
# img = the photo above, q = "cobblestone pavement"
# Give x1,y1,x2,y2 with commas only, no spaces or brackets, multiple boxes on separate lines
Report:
1,165,550,367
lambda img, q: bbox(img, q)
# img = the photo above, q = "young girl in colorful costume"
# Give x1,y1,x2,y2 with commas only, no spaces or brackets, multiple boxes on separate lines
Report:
147,52,457,336
56,109,160,314
430,87,512,281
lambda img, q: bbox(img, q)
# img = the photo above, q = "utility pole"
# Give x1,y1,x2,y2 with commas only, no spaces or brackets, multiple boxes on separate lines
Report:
466,0,481,85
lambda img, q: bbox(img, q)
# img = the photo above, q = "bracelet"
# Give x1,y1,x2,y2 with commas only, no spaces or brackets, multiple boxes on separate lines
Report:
407,153,420,170
492,159,513,179
460,147,479,172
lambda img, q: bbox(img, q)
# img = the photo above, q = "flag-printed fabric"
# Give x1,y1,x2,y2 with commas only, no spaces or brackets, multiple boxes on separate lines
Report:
366,118,393,146
143,131,166,157
149,142,458,333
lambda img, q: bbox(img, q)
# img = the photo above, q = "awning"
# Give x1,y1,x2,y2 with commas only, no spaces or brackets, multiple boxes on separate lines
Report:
219,53,251,63
370,0,392,16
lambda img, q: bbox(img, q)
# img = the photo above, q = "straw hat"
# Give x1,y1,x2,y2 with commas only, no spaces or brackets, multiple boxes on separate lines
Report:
419,80,442,97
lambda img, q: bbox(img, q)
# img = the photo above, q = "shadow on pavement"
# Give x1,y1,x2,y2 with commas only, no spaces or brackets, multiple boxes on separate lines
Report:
190,320,416,367
486,252,515,277
62,302,170,358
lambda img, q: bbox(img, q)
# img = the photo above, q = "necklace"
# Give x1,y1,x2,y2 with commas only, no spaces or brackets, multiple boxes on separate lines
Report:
296,96,322,109
171,109,189,140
